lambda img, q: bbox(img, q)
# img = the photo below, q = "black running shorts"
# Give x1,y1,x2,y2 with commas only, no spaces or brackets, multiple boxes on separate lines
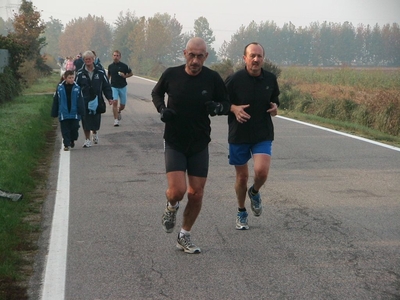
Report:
164,142,209,177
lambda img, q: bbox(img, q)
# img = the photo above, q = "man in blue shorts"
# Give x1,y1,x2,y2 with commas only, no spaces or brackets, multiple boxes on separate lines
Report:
107,50,133,126
226,42,280,230
152,37,230,253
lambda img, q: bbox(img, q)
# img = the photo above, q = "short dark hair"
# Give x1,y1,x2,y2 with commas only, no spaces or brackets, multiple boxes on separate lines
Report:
64,70,75,77
243,42,265,57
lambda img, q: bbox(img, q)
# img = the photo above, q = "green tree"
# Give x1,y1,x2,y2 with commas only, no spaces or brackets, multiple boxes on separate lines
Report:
254,21,279,62
146,16,169,62
193,16,217,64
41,17,63,58
225,25,250,64
59,15,112,64
168,17,185,64
153,13,184,65
369,24,384,65
295,26,312,65
334,22,356,65
128,16,146,74
382,23,400,66
319,22,336,66
279,22,297,64
12,0,49,72
112,11,139,61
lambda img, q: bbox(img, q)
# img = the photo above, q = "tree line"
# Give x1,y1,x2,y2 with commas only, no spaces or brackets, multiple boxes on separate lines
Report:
37,12,400,71
221,20,400,67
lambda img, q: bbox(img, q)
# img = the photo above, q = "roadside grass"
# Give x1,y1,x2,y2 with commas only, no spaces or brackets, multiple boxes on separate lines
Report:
280,66,400,89
0,72,58,300
279,66,400,138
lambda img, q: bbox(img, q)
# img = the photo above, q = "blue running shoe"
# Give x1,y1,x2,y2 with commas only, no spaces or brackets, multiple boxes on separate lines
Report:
236,210,249,230
248,186,262,216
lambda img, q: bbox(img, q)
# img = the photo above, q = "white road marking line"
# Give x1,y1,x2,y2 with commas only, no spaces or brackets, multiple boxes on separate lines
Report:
41,146,70,300
277,116,400,152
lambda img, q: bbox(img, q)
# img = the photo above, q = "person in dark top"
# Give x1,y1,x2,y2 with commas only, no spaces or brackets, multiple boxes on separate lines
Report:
73,53,84,71
91,50,105,71
107,50,133,126
51,70,85,150
226,42,280,230
75,50,113,148
152,37,230,254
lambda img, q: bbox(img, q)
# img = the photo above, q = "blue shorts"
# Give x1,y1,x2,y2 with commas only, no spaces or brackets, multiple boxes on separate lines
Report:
229,140,272,166
112,86,127,105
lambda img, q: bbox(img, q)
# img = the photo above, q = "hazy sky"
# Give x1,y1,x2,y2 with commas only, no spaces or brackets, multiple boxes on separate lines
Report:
1,0,399,49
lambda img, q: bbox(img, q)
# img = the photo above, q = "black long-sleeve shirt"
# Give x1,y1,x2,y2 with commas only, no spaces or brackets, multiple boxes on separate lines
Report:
152,65,230,154
226,68,280,144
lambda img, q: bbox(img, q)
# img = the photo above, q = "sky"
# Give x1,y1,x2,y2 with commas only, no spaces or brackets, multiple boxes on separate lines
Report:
1,0,399,49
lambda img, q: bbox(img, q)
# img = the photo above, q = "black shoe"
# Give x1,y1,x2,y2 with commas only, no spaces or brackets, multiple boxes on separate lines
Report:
70,141,75,148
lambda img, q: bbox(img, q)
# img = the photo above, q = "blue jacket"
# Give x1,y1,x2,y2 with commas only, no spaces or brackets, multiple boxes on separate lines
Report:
51,81,85,121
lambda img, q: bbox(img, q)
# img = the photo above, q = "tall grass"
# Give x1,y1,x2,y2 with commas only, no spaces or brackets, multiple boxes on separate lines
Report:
0,74,57,300
280,66,400,90
279,67,400,139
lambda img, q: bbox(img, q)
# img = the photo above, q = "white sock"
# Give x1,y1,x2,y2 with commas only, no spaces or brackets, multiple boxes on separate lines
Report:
167,201,179,210
179,229,190,237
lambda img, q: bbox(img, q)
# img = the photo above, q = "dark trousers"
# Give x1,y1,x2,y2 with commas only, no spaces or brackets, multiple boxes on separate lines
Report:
60,119,80,147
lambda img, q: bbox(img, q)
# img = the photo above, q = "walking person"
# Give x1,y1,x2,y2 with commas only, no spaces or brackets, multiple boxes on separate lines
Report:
65,56,75,71
75,50,113,148
51,70,85,151
226,42,280,230
73,53,84,71
151,37,230,253
91,50,105,70
107,50,133,126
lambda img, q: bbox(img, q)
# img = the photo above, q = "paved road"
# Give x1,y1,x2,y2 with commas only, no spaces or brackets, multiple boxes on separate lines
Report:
30,76,400,299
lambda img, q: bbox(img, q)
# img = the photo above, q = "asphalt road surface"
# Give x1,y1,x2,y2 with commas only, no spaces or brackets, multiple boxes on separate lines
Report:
29,76,400,300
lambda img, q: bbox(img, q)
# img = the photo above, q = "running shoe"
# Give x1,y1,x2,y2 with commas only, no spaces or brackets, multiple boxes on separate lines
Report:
114,119,119,127
236,210,249,230
118,111,122,121
83,139,91,148
176,233,201,254
63,146,70,151
70,141,75,148
92,133,99,144
161,203,179,233
248,186,262,216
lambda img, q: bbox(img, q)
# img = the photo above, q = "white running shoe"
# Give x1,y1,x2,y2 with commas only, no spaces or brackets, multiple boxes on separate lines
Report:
162,203,179,233
92,133,99,144
176,233,201,254
83,139,92,148
114,119,119,127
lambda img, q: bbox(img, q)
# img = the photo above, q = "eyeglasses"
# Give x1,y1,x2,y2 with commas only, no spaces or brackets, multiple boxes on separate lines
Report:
187,53,206,60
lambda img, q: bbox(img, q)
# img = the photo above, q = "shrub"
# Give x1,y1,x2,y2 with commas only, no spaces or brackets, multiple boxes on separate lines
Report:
0,68,21,104
210,59,234,81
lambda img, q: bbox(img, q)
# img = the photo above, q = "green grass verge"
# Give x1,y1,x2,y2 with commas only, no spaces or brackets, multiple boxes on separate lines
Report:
0,73,58,300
